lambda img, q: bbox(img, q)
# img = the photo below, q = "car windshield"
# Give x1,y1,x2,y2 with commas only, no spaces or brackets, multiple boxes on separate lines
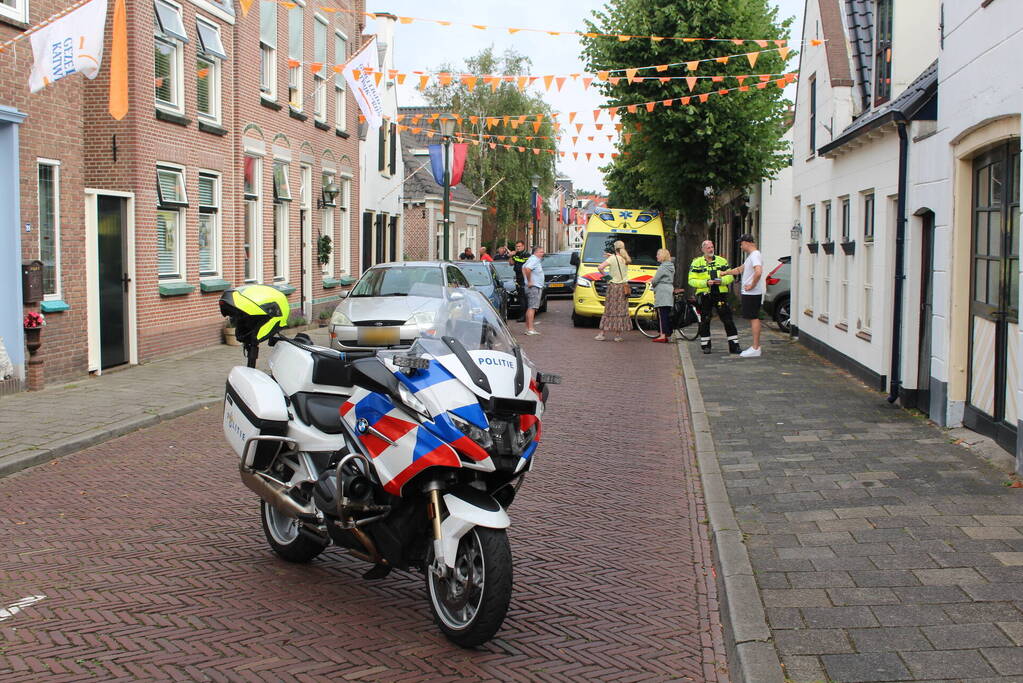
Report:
582,233,662,266
543,253,572,268
456,263,493,287
492,262,514,280
349,265,445,298
393,288,517,359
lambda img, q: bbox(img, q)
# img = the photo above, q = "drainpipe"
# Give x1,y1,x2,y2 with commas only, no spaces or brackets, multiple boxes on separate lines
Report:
887,116,910,404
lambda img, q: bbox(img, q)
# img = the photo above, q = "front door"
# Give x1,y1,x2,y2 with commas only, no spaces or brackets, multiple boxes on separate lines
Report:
361,212,373,273
966,141,1021,450
97,195,128,369
389,216,398,262
918,211,935,415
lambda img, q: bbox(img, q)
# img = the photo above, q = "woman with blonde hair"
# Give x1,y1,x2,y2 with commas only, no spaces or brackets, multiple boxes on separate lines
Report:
595,240,632,342
649,248,676,343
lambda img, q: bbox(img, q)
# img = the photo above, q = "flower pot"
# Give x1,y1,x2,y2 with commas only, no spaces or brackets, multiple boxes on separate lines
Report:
840,240,856,255
821,241,835,255
806,241,819,254
223,326,241,346
24,327,42,355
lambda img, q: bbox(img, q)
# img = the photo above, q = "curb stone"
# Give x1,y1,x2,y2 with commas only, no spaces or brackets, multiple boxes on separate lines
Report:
0,397,222,479
677,339,784,683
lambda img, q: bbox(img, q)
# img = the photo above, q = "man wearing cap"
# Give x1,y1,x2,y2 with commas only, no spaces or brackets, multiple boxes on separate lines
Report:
688,240,741,355
722,234,765,358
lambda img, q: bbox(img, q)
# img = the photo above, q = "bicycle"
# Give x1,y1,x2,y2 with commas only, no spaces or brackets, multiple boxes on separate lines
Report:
634,291,701,341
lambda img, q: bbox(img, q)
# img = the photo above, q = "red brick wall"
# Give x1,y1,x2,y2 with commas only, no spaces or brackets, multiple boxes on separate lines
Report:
402,203,430,260
3,2,89,385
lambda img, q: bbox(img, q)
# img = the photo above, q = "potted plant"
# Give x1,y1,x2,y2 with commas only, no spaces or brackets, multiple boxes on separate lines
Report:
806,241,819,254
318,309,331,327
318,234,332,267
821,240,835,255
287,313,308,329
23,311,44,356
840,239,856,255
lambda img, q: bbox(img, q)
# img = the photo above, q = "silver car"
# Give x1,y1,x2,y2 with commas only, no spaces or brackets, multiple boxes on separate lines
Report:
763,256,791,333
329,262,471,351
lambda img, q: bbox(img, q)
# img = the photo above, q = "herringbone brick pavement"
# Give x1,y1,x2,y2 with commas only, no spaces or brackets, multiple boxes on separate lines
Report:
0,300,727,682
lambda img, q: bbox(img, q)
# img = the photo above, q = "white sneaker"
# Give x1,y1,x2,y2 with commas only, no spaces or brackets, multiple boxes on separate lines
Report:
739,346,762,358
524,329,540,336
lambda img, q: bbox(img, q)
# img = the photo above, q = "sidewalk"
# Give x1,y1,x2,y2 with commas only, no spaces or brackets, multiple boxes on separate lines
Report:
0,329,330,478
682,321,1023,682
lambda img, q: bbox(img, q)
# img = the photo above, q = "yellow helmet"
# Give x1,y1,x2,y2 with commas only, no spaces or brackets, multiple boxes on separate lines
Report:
219,285,289,345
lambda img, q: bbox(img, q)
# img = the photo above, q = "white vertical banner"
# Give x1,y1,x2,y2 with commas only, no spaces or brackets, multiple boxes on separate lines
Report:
28,0,108,93
341,36,384,130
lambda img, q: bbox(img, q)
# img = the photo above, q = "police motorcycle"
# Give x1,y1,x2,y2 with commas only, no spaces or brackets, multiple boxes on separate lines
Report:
218,284,559,647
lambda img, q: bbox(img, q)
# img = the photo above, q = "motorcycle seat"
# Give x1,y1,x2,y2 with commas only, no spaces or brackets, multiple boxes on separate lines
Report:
290,392,347,434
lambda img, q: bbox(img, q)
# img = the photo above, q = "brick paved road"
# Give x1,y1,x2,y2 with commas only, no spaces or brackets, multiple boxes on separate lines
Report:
0,301,727,682
692,321,1023,683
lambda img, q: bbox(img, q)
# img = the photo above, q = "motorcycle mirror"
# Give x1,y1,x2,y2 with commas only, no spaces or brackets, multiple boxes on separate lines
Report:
536,372,562,385
393,355,430,370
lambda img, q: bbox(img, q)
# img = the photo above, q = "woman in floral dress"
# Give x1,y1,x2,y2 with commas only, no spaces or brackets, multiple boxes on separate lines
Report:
595,240,632,342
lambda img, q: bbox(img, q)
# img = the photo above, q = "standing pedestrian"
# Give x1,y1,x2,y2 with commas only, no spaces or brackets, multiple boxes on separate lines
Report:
479,246,493,262
688,240,740,355
459,247,475,260
722,234,765,357
493,245,511,261
595,240,632,342
511,240,529,322
521,246,545,336
649,248,675,343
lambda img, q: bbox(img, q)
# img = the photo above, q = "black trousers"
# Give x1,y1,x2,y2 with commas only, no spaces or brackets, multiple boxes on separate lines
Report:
656,306,672,335
515,282,527,318
697,292,738,347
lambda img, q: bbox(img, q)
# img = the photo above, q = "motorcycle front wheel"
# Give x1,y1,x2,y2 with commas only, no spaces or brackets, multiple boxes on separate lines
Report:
426,527,512,648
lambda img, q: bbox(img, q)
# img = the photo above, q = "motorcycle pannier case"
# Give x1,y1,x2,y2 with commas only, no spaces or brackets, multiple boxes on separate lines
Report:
223,366,289,469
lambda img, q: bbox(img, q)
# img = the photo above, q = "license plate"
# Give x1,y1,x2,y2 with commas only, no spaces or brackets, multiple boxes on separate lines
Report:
548,282,564,288
358,327,400,346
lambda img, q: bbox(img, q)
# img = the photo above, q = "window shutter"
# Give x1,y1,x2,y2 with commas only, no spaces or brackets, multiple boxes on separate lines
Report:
259,0,276,48
313,19,326,64
288,4,302,61
389,123,397,175
378,127,386,172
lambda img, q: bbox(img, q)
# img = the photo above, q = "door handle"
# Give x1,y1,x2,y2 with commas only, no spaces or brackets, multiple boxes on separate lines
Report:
122,273,132,292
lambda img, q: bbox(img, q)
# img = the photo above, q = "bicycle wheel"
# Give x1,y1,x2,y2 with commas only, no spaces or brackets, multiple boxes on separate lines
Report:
634,303,661,338
676,303,700,341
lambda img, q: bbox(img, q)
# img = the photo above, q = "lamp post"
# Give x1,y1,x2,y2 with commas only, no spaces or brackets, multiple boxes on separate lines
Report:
439,113,457,260
530,174,540,248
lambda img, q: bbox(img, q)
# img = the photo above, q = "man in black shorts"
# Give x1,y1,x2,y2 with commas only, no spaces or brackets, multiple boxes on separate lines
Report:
722,234,764,358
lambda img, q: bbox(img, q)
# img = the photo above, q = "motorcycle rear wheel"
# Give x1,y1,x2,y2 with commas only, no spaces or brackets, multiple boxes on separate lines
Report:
260,500,326,563
426,527,512,648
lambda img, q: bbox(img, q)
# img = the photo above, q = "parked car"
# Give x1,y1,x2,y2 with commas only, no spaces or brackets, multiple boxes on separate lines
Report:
492,261,547,316
328,261,471,351
454,260,509,319
542,251,577,298
763,256,791,333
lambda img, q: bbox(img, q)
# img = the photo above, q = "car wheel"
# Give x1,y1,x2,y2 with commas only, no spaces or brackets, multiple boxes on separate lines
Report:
538,297,548,313
774,295,791,333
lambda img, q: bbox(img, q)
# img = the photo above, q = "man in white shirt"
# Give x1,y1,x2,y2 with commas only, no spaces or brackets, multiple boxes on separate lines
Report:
723,234,765,357
521,246,545,336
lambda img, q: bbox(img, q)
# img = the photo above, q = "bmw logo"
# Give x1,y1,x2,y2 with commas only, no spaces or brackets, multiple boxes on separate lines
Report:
356,418,369,434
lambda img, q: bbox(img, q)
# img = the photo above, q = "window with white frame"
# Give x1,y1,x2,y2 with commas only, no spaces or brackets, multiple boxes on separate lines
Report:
840,197,851,324
154,0,187,112
313,15,328,121
320,171,335,275
334,31,347,132
861,192,875,331
338,175,351,274
243,155,262,282
259,0,277,99
196,18,226,123
0,0,27,23
287,1,304,111
198,172,220,277
273,161,291,280
38,160,62,298
156,166,188,279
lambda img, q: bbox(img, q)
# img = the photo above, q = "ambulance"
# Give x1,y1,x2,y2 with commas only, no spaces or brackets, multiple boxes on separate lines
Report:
572,208,666,327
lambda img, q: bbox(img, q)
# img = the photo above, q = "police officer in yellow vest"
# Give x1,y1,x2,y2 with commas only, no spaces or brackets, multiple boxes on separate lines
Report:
688,240,740,355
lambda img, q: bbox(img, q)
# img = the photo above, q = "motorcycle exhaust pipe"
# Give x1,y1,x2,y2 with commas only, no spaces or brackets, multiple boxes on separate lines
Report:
239,463,317,519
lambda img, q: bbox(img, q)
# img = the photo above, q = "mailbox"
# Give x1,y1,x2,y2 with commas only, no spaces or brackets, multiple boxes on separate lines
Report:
22,260,43,304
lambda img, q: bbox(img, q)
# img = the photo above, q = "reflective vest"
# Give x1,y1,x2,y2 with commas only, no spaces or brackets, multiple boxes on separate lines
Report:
688,254,734,295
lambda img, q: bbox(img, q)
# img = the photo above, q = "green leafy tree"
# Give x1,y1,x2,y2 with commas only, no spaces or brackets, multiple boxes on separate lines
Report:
424,47,557,245
581,0,792,263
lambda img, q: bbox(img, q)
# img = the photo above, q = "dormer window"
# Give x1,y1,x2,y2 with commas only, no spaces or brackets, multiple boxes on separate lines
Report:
873,0,893,105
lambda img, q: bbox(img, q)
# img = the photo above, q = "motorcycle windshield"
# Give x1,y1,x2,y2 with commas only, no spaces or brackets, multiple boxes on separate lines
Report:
407,288,517,355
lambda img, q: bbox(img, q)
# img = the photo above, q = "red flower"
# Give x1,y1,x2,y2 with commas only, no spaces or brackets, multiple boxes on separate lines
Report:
23,312,45,329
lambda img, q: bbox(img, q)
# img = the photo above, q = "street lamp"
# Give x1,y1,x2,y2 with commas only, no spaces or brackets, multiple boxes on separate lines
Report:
439,112,458,260
530,174,540,247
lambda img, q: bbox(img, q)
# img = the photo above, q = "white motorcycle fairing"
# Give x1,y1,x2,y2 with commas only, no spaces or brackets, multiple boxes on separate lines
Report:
439,490,510,569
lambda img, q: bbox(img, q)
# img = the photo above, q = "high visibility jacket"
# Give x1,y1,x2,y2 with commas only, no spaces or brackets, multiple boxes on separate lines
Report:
688,254,734,295
512,253,528,285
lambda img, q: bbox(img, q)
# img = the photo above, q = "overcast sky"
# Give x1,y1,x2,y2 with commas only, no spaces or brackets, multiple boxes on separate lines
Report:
366,0,805,193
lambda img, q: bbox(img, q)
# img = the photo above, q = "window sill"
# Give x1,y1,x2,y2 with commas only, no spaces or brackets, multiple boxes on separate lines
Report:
271,282,297,296
260,96,282,111
335,129,350,139
0,13,28,29
40,299,70,313
199,277,231,293
314,119,331,131
155,108,191,127
835,321,848,332
817,314,829,324
322,276,340,288
856,330,872,342
339,275,357,286
158,281,196,297
289,108,308,121
198,120,228,136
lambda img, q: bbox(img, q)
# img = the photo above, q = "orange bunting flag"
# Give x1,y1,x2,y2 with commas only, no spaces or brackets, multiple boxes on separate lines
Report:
510,118,520,129
625,68,638,83
486,117,497,129
309,63,322,74
651,36,664,42
774,39,787,47
718,88,728,95
759,74,771,82
518,114,527,125
595,124,604,130
573,152,579,160
715,56,730,64
109,0,128,119
731,39,744,45
662,99,673,107
739,85,750,92
747,50,760,67
532,148,540,155
680,97,690,105
608,107,619,119
585,153,592,161
529,76,539,86
397,124,407,132
686,61,699,72
598,153,605,159
685,76,698,91
586,136,594,141
655,64,668,72
555,76,566,91
582,77,593,90
786,72,797,83
399,16,413,24
606,135,613,142
507,27,520,34
778,46,792,60
516,76,527,91
502,115,510,126
699,93,710,103
518,146,525,152
757,81,768,89
464,75,478,91
597,70,610,81
571,137,578,145
418,75,430,90
712,76,724,83
472,24,486,29
811,39,822,46
397,73,407,85
611,152,619,159
737,75,747,85
615,123,623,131
624,133,633,143
469,115,478,125
645,102,656,112
775,78,787,88
510,136,518,142
426,131,435,138
489,142,497,149
388,69,398,79
497,135,506,142
593,110,601,122
568,112,577,124
660,77,671,84
412,127,421,134
438,72,452,86
543,75,554,90
428,113,439,123
533,121,542,133
755,39,768,48
627,104,637,114
618,35,630,42
576,123,584,133
239,0,253,15
288,59,300,68
373,72,384,86
332,65,343,74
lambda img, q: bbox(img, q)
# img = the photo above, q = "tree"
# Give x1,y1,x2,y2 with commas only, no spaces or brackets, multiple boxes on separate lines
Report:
580,0,792,263
423,47,557,245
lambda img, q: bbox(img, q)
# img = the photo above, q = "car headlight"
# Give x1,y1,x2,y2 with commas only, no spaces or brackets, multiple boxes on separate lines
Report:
576,276,592,287
407,310,436,327
331,310,353,326
450,413,492,449
398,383,430,419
